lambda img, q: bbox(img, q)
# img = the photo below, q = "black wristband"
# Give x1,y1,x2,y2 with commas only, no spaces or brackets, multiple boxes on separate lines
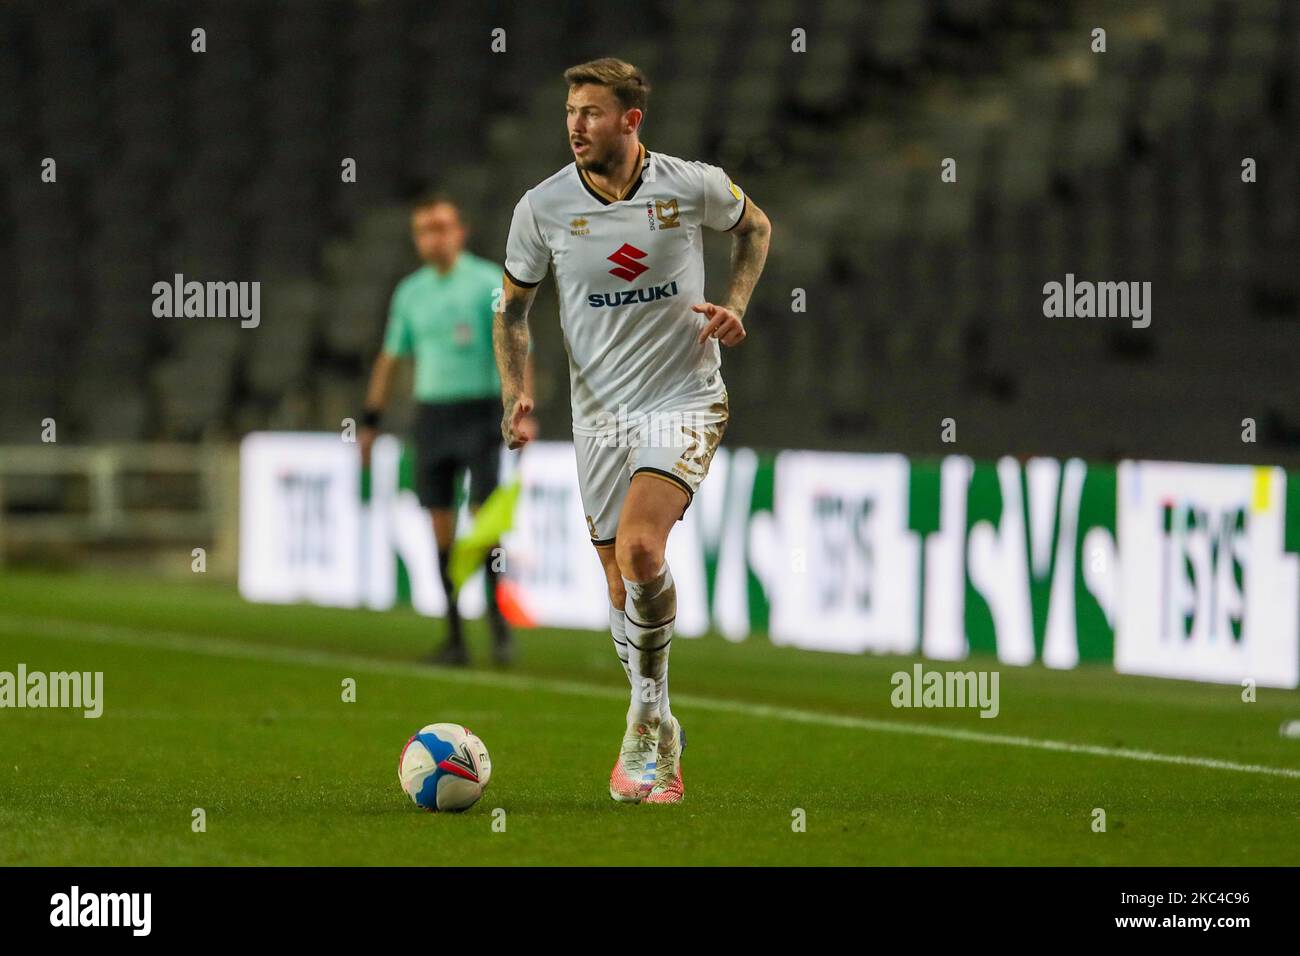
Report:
361,409,381,429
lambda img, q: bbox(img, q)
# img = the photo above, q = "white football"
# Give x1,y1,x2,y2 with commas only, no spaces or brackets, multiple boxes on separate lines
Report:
398,723,492,812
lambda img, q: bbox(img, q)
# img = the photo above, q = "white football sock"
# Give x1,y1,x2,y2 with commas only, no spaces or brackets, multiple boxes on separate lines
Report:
623,563,676,727
608,605,632,686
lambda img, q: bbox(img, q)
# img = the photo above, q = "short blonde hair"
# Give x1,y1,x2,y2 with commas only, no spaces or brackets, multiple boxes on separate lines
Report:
562,58,651,114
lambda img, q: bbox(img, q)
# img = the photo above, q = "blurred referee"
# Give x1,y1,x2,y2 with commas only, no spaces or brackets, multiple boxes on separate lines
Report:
360,193,534,665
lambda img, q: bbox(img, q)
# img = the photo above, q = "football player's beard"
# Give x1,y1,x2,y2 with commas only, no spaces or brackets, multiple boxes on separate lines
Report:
576,142,613,175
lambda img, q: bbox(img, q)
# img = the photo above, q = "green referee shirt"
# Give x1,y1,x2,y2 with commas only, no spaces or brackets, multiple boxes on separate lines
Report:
382,252,503,403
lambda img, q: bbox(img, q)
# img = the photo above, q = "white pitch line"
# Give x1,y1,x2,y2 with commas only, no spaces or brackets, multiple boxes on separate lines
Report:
3,613,1299,781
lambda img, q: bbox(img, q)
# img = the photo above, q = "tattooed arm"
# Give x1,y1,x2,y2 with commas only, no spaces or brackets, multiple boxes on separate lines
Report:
494,273,539,449
694,198,772,346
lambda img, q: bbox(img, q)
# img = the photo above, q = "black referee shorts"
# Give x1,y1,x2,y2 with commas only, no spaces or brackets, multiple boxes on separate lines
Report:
412,397,502,511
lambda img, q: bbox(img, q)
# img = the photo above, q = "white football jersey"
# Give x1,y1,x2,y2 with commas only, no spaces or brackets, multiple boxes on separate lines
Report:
505,144,745,435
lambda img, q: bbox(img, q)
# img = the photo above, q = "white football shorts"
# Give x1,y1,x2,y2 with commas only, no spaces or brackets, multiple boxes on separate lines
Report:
572,396,729,546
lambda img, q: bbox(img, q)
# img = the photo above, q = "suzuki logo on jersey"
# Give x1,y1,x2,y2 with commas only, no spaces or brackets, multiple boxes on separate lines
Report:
587,281,679,309
607,243,649,281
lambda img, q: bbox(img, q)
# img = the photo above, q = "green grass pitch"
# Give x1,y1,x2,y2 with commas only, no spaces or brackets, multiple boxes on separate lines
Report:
1,569,1298,866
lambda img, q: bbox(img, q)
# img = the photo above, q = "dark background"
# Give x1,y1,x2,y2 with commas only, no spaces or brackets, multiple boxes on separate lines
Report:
0,0,1295,465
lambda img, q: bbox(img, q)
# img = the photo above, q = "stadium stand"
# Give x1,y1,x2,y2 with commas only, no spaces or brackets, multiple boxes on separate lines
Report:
0,0,1296,470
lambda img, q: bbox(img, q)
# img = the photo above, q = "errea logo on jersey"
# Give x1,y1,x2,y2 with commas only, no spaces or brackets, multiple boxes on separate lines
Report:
607,243,648,281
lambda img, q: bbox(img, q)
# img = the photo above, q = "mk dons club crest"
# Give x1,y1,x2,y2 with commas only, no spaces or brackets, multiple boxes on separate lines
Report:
647,198,680,230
